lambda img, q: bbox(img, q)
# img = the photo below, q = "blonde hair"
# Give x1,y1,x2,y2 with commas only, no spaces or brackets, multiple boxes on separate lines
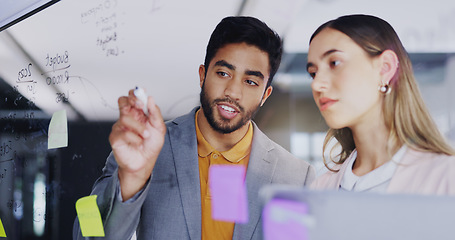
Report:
310,14,455,171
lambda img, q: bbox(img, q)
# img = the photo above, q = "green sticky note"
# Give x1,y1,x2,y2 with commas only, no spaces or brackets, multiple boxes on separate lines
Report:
75,195,105,237
0,217,6,237
48,109,68,149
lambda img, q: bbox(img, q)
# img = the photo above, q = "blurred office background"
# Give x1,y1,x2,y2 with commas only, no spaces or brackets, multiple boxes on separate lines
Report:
0,0,454,239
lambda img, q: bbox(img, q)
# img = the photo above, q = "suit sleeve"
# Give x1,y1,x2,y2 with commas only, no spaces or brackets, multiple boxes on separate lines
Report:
304,164,316,186
72,152,151,240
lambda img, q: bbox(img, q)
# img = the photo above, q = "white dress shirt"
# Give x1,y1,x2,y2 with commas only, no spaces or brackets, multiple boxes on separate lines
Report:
340,146,407,193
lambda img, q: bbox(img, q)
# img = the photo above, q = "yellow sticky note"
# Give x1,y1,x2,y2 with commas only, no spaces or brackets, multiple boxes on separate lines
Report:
0,217,6,237
75,195,105,237
48,110,68,149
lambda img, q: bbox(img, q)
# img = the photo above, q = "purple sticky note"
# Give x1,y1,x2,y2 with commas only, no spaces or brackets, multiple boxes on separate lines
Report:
209,165,248,223
263,199,309,240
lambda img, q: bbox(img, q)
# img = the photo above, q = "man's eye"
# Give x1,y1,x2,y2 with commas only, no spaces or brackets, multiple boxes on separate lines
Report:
246,80,258,86
218,72,229,77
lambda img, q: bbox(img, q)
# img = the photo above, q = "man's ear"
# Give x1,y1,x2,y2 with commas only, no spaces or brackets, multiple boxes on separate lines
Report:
199,64,206,88
379,50,399,84
260,86,273,107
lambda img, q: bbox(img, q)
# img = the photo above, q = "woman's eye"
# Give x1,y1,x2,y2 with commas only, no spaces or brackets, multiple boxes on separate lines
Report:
307,66,317,79
330,60,340,67
308,72,316,79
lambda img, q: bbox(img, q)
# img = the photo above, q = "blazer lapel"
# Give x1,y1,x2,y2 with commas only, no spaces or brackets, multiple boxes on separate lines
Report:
168,108,201,240
233,123,277,240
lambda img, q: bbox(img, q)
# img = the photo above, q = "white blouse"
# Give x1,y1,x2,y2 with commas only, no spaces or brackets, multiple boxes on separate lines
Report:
340,146,407,193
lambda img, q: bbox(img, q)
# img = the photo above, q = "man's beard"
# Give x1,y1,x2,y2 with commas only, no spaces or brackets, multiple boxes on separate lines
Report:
200,83,261,134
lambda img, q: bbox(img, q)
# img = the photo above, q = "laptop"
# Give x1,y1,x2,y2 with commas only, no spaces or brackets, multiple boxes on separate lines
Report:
260,185,455,240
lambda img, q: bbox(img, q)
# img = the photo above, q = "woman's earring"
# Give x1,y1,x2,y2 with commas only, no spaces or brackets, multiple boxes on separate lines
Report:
379,84,391,94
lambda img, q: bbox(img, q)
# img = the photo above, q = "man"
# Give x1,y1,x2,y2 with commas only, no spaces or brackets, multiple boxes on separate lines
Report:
73,16,314,240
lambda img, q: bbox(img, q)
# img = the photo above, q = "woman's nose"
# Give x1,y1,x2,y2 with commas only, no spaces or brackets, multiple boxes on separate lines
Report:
311,72,329,93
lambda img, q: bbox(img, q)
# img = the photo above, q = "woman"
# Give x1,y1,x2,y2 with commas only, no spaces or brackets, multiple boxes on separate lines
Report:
307,14,455,195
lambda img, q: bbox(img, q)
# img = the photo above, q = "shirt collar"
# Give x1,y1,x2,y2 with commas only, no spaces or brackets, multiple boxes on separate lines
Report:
195,109,253,163
340,145,407,192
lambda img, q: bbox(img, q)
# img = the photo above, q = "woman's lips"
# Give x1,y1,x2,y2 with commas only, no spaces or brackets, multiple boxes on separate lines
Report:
319,97,338,111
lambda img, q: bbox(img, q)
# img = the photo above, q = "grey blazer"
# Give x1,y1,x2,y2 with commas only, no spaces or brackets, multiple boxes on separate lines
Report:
73,107,315,240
